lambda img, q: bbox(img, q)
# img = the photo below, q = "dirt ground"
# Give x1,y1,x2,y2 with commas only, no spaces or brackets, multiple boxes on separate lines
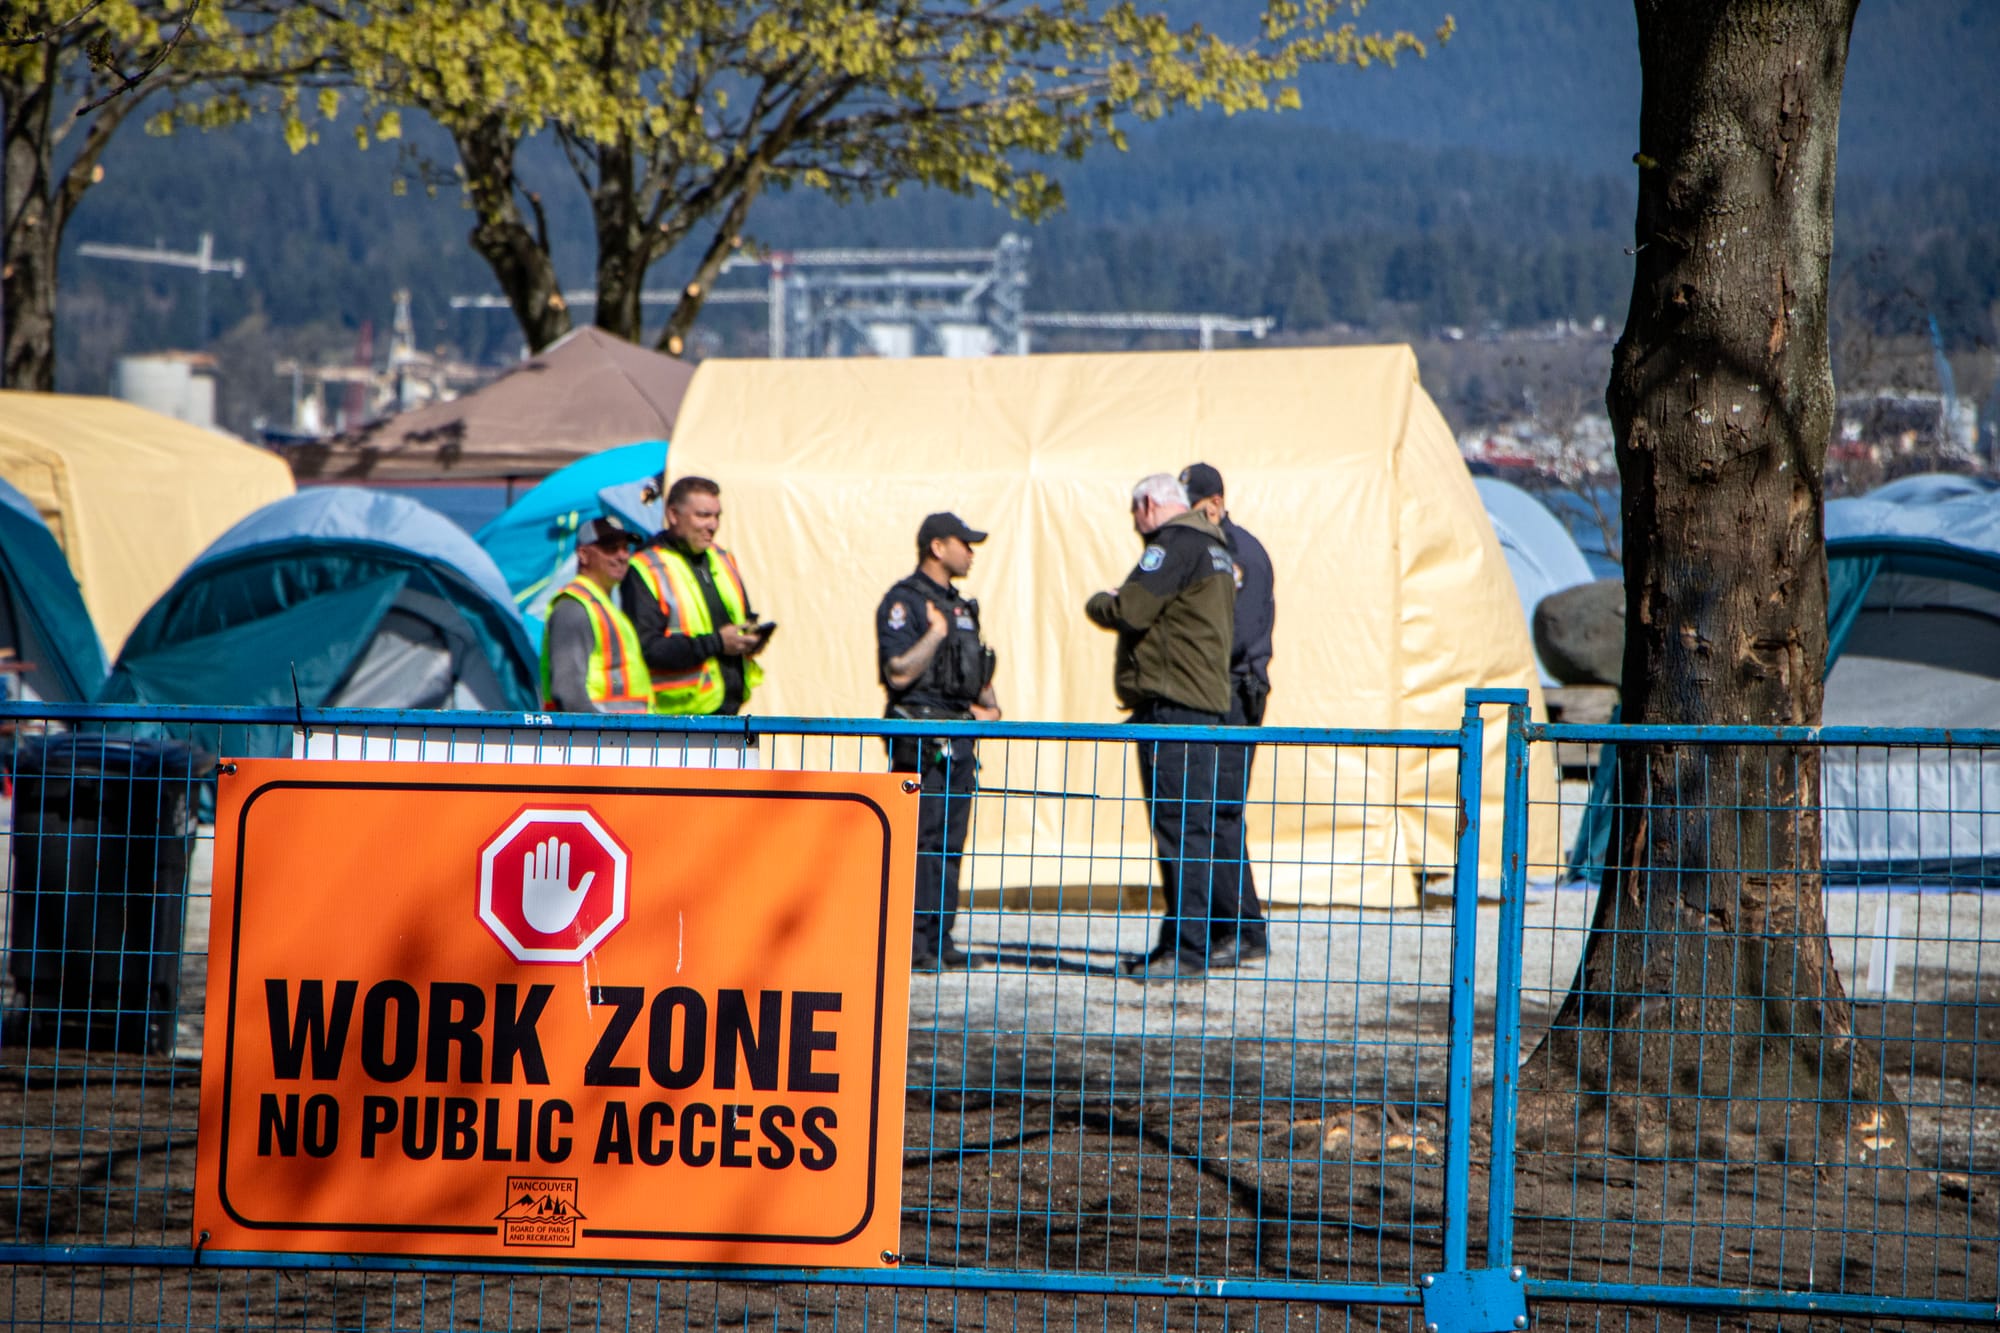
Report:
3,894,1997,1333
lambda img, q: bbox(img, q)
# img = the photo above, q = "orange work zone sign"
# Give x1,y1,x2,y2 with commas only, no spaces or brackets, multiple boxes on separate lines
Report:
194,760,917,1266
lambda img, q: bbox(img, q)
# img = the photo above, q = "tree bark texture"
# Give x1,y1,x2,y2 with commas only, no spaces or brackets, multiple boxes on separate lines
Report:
1519,0,1907,1172
454,118,572,353
4,55,128,392
588,135,651,345
2,68,61,391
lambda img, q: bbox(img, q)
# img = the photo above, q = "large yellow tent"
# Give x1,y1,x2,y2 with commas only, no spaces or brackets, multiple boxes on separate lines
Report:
0,392,296,656
667,346,1558,906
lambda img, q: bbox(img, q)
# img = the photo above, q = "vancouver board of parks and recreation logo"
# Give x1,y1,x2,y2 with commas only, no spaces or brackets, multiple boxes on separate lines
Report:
477,808,631,963
497,1177,583,1247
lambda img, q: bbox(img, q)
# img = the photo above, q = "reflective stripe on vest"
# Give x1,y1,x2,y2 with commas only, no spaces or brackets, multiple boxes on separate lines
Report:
540,577,652,712
631,544,764,714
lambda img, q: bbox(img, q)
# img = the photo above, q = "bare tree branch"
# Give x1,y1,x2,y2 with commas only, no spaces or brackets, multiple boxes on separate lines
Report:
74,4,196,115
0,0,108,48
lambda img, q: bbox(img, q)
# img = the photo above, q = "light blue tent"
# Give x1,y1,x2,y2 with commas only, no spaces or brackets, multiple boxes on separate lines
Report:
1474,477,1596,687
474,441,666,645
1570,488,2000,886
101,488,539,756
0,477,107,702
1864,472,1997,507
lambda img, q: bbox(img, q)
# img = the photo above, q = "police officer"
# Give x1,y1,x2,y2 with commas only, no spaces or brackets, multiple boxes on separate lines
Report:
1085,473,1235,981
1181,462,1270,965
877,513,1001,971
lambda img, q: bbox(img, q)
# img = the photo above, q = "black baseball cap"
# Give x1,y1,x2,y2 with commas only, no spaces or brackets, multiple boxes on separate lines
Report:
582,514,644,549
1179,463,1225,503
917,511,988,554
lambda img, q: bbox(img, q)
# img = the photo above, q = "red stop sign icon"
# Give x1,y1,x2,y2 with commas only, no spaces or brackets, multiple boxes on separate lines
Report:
478,807,631,963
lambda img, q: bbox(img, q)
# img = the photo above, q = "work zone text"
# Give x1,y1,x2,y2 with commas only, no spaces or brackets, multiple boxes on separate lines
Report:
254,978,848,1169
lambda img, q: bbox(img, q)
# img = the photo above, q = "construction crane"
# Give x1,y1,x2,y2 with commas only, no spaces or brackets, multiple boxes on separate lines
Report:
75,232,246,344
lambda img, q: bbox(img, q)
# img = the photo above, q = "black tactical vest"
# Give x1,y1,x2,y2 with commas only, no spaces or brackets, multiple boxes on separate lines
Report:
885,572,989,713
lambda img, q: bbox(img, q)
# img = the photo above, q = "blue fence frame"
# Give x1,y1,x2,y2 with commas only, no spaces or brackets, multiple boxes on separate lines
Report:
0,691,1994,1331
1506,697,2000,1327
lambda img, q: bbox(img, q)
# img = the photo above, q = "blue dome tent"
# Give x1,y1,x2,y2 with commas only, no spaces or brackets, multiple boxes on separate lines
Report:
474,441,666,644
1473,477,1596,687
1864,472,1997,507
101,488,539,756
0,476,107,702
1570,488,2000,887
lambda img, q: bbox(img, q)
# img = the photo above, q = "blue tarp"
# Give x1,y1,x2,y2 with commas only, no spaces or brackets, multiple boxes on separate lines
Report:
1474,477,1596,687
101,488,539,756
474,441,667,644
1863,472,1998,508
0,477,107,702
1825,492,2000,589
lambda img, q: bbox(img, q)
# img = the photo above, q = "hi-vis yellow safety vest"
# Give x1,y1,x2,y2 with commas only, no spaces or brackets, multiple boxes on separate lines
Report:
540,576,652,713
631,543,764,714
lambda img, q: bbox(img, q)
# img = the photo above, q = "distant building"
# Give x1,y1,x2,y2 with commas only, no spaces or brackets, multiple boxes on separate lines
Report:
112,352,219,431
1459,413,1614,481
1837,390,1979,461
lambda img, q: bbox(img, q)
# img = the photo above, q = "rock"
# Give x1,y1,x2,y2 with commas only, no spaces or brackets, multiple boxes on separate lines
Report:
1534,577,1626,687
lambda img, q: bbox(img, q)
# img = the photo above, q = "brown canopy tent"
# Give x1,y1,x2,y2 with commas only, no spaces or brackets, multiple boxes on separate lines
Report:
286,327,696,483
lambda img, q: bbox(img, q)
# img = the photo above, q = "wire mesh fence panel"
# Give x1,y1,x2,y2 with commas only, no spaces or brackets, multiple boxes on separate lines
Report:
0,719,216,1260
0,703,1481,1331
1515,718,2000,1324
11,702,1994,1330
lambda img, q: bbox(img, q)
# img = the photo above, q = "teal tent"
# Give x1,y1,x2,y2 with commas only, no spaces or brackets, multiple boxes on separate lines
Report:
0,477,106,702
474,440,666,646
1569,489,2000,886
101,488,538,757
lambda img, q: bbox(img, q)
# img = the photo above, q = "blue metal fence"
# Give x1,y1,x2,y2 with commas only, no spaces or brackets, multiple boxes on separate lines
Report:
0,693,1994,1331
1511,699,2000,1328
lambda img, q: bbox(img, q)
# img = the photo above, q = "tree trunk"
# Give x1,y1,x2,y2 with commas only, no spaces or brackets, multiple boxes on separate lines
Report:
3,57,127,392
453,118,571,353
1517,0,1906,1172
589,135,650,345
3,69,61,391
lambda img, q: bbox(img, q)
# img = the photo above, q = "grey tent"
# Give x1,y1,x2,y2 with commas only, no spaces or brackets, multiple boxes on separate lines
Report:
1819,491,2000,882
1474,477,1595,687
1570,489,2000,886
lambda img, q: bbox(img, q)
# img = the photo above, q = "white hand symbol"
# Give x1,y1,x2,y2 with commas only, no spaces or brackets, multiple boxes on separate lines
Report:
521,835,597,934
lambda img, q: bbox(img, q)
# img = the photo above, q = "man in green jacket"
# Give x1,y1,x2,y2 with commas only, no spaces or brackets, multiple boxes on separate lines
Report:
1086,473,1239,981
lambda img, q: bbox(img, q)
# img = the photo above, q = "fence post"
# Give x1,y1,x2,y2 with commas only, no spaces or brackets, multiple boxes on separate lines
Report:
1441,693,1488,1274
1484,692,1531,1272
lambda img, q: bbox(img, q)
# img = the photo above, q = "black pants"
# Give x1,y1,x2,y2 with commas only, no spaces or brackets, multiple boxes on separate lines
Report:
1132,701,1226,959
1213,685,1269,945
890,736,976,956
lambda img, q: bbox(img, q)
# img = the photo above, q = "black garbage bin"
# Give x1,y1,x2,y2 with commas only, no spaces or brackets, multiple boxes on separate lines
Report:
6,735,202,1055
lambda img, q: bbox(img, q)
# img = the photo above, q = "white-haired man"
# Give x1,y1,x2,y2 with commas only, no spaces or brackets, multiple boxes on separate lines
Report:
1085,473,1236,982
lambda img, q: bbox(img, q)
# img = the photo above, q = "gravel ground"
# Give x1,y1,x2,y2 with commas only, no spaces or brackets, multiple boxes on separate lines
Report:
3,821,1996,1326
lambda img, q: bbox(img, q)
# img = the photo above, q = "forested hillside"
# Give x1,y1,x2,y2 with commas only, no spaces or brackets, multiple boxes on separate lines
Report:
48,0,1999,432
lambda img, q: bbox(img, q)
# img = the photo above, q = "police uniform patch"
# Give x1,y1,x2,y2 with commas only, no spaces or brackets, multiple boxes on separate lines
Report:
955,614,976,630
887,601,908,630
1208,545,1234,573
1139,545,1166,572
